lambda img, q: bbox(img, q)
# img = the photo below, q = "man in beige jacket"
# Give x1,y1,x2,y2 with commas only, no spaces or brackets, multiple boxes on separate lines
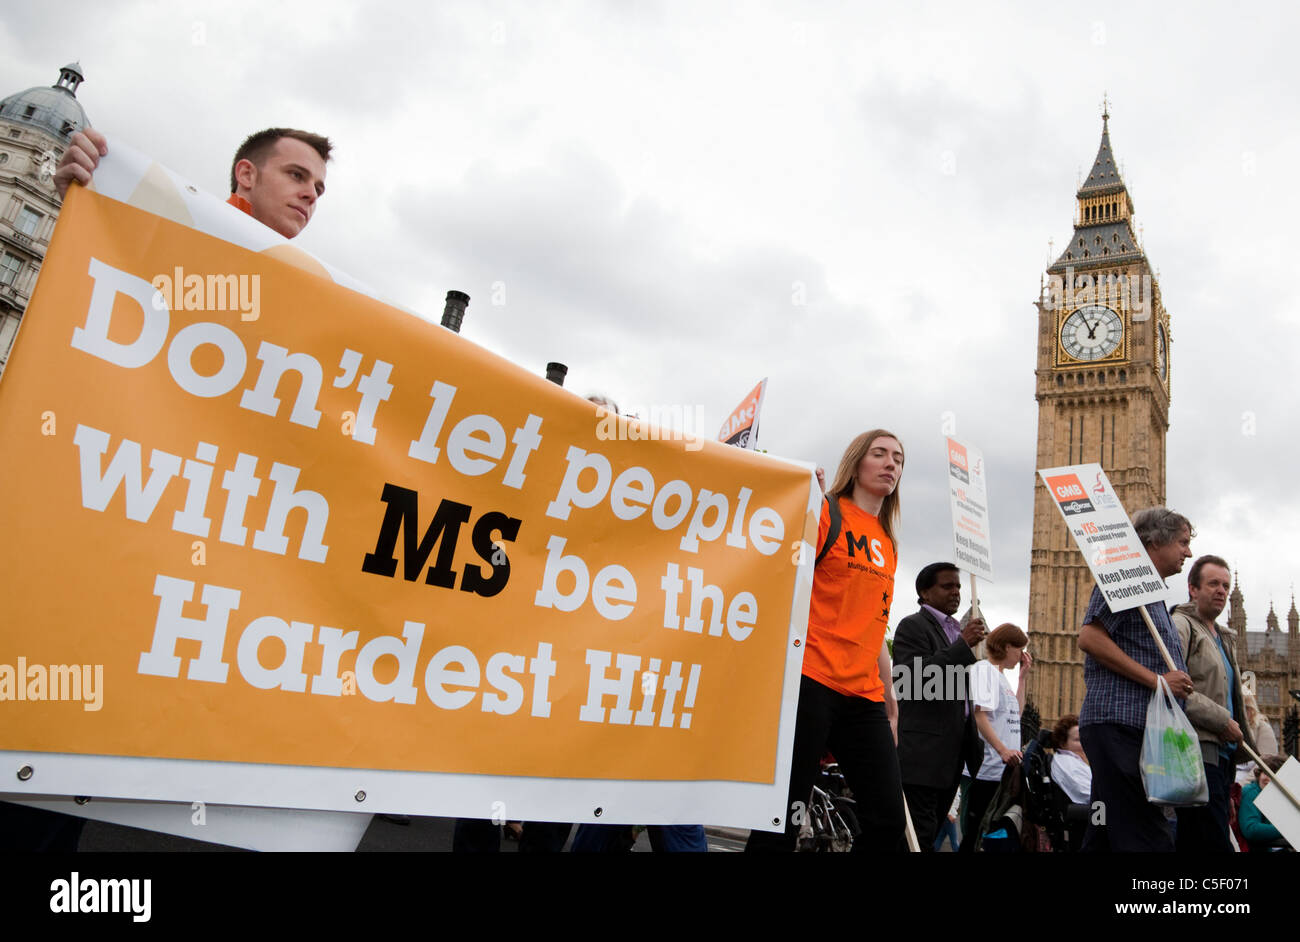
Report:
1170,554,1256,852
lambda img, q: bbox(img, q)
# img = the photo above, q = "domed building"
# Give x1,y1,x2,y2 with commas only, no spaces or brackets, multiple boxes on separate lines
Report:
0,62,90,375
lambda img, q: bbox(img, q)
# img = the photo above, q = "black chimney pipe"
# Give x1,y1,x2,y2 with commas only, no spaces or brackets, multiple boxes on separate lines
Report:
441,290,470,333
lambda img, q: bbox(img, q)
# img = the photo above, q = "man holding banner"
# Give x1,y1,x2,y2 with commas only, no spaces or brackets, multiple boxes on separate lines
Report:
55,126,332,239
2,142,821,843
1077,507,1195,852
17,124,330,850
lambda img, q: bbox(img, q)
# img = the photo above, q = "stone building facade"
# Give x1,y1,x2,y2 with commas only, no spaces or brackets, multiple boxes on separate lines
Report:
0,63,90,376
1229,581,1299,748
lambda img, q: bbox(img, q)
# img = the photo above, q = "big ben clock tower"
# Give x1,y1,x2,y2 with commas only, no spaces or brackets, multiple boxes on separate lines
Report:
1027,105,1173,722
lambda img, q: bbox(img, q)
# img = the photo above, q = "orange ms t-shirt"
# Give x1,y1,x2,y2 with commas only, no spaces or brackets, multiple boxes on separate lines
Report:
801,497,897,701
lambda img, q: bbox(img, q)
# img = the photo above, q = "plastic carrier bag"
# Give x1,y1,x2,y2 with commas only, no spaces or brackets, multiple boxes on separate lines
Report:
1140,676,1208,806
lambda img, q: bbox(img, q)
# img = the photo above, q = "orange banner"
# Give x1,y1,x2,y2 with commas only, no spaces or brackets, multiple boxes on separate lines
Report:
0,181,816,823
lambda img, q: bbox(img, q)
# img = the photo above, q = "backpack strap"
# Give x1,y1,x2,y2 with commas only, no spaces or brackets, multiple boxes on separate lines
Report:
815,495,841,567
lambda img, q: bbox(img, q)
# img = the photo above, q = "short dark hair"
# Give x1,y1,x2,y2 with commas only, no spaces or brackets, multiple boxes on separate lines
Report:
1188,554,1230,589
1257,755,1286,781
229,128,333,193
1051,713,1079,750
915,562,959,604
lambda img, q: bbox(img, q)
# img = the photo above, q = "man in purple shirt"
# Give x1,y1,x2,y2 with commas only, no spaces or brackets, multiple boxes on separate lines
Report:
893,562,988,850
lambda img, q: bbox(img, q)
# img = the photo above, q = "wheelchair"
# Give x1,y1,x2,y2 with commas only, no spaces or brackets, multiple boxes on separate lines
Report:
1020,728,1090,851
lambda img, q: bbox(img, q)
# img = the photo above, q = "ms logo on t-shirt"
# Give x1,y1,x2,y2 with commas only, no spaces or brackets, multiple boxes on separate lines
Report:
844,529,886,567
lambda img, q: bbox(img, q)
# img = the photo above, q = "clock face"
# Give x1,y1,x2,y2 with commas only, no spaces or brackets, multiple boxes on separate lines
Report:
1061,305,1123,361
1157,323,1168,381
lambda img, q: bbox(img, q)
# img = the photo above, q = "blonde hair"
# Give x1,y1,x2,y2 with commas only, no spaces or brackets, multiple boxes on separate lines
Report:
826,429,903,551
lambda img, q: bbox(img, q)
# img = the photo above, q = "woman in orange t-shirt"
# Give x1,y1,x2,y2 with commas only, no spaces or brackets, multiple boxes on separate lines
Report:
746,429,906,852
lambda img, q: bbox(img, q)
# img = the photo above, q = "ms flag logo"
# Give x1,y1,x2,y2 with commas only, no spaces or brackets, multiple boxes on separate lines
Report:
1045,473,1095,515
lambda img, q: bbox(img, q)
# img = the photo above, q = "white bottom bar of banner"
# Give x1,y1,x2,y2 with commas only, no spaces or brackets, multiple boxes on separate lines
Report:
0,792,371,852
0,749,796,833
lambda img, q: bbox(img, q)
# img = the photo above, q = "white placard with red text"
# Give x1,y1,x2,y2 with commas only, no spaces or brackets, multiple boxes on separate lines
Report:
944,437,994,580
1038,463,1166,612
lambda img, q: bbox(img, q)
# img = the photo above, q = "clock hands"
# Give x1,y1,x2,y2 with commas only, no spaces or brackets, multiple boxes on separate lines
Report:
1066,308,1121,360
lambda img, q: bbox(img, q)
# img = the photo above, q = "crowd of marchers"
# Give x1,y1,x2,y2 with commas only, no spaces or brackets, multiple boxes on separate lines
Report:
16,125,1290,855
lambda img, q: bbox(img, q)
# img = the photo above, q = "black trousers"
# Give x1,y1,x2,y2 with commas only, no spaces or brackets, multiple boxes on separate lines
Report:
902,782,958,852
452,818,572,852
1080,723,1175,852
1175,755,1235,853
0,802,85,852
745,675,905,852
959,777,1001,852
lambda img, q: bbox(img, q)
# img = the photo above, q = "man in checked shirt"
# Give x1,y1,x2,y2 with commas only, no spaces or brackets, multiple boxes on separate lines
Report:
1077,507,1196,852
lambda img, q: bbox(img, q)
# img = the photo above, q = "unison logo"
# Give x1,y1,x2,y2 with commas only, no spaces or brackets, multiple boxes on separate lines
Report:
49,872,151,922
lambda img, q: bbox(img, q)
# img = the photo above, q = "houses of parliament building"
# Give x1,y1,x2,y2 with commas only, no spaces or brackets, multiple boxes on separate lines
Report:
1227,589,1297,746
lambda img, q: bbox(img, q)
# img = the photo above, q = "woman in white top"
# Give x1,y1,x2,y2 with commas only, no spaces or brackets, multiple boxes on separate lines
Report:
1049,713,1092,805
961,623,1030,852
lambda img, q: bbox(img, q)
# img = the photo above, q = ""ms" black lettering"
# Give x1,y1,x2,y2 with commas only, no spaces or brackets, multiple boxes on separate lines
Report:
361,483,521,597
845,529,872,558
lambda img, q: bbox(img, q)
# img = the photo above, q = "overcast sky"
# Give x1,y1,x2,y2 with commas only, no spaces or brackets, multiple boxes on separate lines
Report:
6,0,1299,636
